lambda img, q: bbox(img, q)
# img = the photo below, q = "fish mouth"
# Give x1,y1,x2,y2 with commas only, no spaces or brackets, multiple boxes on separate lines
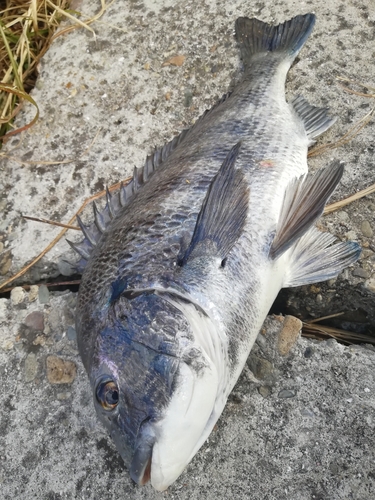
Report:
129,425,156,486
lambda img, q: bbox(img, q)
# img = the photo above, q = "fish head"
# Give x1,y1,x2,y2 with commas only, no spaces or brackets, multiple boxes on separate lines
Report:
82,290,221,491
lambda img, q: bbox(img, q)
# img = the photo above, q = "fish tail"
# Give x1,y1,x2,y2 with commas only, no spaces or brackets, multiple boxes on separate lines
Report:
235,14,316,71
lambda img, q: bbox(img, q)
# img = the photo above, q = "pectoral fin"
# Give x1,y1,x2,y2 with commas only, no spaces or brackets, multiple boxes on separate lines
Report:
283,227,361,287
180,143,249,266
269,161,344,260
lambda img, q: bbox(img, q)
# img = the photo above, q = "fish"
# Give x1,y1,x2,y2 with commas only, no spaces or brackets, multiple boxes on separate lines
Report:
71,13,361,491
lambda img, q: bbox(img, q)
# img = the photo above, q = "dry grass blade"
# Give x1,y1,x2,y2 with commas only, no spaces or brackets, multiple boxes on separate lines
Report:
337,76,375,98
51,0,116,41
0,279,81,293
22,215,80,230
0,83,40,138
0,177,131,291
0,0,114,143
308,107,374,158
302,321,375,345
324,181,375,214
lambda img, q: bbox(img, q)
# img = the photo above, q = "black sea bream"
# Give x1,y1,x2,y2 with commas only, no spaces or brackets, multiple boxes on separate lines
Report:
72,14,361,491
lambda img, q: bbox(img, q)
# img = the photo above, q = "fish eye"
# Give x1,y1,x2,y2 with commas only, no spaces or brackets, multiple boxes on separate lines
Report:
96,379,119,410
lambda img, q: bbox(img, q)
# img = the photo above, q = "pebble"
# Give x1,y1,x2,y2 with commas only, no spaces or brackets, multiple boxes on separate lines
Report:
38,285,50,304
365,279,375,293
345,230,357,241
0,299,7,321
361,220,373,238
58,259,75,277
352,268,369,279
278,389,296,399
277,315,302,355
66,326,77,341
258,386,271,398
56,392,72,401
46,355,77,384
304,347,314,358
247,354,274,381
337,211,349,222
184,88,193,107
10,287,26,305
0,242,3,252
24,311,44,331
28,285,39,302
0,254,12,275
24,353,38,382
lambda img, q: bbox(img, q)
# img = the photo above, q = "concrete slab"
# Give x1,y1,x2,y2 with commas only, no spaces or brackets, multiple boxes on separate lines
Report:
0,0,374,498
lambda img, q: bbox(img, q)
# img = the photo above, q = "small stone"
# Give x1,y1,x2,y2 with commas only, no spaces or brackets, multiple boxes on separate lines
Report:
10,287,26,305
337,211,349,222
163,55,186,67
258,386,271,398
28,285,39,302
2,339,14,350
345,230,357,241
184,88,193,107
66,326,77,341
278,389,296,399
301,408,315,418
56,392,72,401
0,298,7,321
360,249,374,260
46,356,76,384
0,242,3,252
304,347,314,358
247,354,274,381
38,284,50,304
0,254,12,275
24,353,38,382
316,294,323,303
33,335,48,346
352,268,369,279
277,315,302,355
24,311,44,331
361,220,373,238
365,279,375,293
58,259,75,276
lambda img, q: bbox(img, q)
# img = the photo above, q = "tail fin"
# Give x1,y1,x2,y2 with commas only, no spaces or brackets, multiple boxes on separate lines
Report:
235,14,316,71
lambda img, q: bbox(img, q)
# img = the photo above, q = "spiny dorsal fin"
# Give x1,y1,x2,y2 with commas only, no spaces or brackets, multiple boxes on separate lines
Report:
235,14,316,71
69,93,233,271
180,142,249,266
283,227,361,287
270,161,344,260
291,95,337,145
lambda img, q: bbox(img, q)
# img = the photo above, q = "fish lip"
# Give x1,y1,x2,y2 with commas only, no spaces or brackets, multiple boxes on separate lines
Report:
130,423,156,486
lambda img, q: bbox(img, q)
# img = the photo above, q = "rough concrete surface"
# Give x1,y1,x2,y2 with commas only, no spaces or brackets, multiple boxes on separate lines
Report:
0,0,375,498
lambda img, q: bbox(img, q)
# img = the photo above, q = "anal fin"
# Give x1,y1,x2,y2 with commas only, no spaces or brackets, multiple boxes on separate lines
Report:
270,161,344,260
291,95,337,145
283,227,361,287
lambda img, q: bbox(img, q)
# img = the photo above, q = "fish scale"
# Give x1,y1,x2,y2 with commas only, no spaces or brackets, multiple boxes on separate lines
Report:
73,14,361,491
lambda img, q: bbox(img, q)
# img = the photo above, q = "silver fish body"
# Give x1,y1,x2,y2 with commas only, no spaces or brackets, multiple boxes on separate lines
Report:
74,14,361,491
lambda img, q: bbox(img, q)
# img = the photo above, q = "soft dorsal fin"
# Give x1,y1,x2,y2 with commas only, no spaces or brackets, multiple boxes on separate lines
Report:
283,227,361,287
269,161,344,260
291,95,337,145
180,143,249,266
